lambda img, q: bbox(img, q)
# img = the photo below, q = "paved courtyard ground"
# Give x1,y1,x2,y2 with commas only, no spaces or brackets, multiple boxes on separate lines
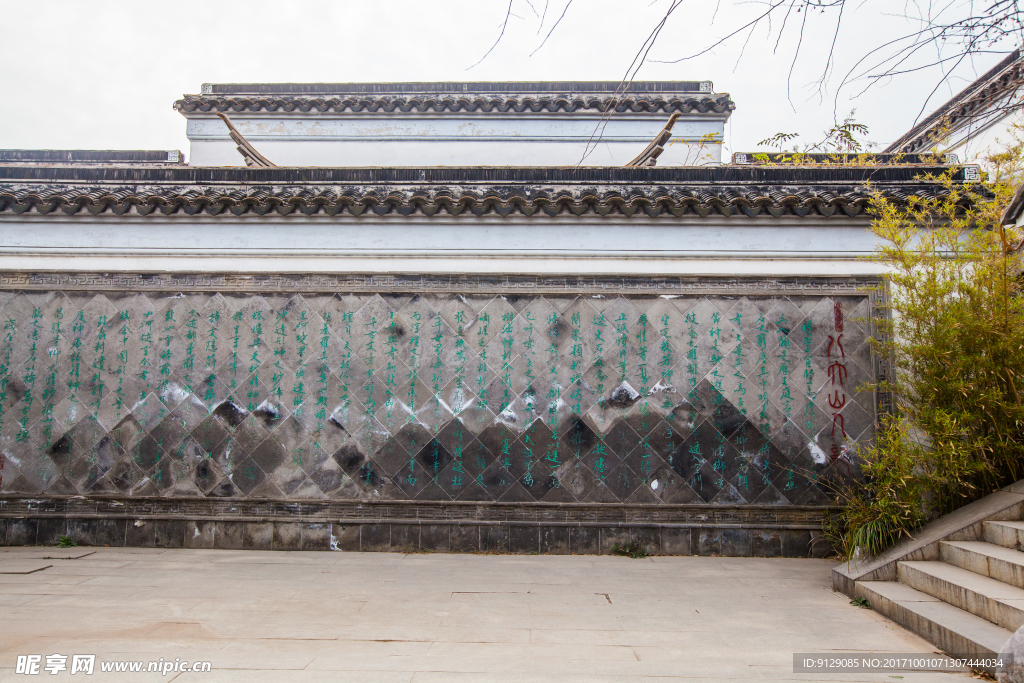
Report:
0,547,976,682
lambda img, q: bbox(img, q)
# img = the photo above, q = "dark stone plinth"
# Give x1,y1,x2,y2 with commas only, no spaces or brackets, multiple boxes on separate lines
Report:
480,525,509,553
331,524,360,552
243,523,273,550
0,495,834,557
300,523,331,551
570,527,600,555
509,526,539,554
696,529,722,556
450,525,480,554
540,527,570,555
600,527,630,555
361,524,392,552
751,530,783,557
661,528,692,555
216,522,244,550
36,518,67,547
154,520,186,548
273,523,302,551
186,521,217,549
632,527,662,556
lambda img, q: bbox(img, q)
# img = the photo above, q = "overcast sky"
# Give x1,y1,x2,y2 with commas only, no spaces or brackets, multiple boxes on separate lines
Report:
0,0,1016,161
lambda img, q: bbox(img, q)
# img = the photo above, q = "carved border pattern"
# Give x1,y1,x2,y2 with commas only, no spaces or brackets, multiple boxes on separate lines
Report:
0,495,835,527
0,272,882,296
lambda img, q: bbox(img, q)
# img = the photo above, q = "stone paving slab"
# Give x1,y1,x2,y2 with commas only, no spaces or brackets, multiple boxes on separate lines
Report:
0,547,974,682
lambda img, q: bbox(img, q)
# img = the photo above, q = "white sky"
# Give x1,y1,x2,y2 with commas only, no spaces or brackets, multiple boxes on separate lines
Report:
0,0,1017,161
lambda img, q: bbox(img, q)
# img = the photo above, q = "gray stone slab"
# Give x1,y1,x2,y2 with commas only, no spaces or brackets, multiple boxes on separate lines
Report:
858,580,1011,669
899,560,1024,631
0,549,970,682
834,483,1024,596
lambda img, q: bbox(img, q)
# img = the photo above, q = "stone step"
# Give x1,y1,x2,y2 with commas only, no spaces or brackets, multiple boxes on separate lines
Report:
898,560,1024,631
856,580,1011,668
984,520,1024,551
941,541,1024,588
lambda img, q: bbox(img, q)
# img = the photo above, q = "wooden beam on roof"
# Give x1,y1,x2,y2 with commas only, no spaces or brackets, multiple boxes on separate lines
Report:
216,113,276,168
625,113,681,167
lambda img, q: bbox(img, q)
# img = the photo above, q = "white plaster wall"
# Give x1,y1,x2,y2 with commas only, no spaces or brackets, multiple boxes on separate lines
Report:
0,215,882,276
185,114,726,167
955,110,1024,166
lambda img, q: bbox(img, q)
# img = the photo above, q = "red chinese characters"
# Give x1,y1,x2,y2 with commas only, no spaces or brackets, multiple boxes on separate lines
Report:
827,301,848,440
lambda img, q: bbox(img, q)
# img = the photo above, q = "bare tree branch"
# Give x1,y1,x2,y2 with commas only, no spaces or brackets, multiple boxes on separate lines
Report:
530,0,575,56
786,4,810,108
467,0,516,71
468,0,1023,151
652,0,1022,119
652,1,788,64
577,0,685,165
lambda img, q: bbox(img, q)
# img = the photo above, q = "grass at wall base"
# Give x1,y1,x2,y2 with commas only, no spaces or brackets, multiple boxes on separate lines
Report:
824,134,1024,560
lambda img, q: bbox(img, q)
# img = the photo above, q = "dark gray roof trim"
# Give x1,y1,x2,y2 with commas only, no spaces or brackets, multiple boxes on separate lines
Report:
885,49,1024,154
0,165,964,219
0,183,952,218
0,150,184,164
205,81,712,96
0,164,965,184
174,94,735,115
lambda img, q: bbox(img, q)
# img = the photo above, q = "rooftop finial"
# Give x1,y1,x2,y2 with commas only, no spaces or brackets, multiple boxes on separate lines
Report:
217,113,276,168
625,113,681,167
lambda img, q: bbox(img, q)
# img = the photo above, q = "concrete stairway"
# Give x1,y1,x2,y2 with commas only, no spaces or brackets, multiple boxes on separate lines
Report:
834,484,1024,674
853,519,1024,660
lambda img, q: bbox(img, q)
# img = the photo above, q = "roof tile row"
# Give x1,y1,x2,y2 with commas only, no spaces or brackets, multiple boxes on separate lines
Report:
173,94,736,115
0,183,951,218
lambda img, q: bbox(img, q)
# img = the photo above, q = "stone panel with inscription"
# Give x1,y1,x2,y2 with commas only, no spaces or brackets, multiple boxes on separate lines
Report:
0,290,875,505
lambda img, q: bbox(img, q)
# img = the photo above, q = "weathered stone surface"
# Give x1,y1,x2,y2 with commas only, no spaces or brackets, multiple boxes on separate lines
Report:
509,526,538,554
0,290,875,510
0,546,952,681
834,485,1024,597
570,526,600,555
185,521,216,549
272,522,301,551
540,526,570,555
216,522,244,550
480,525,509,553
154,520,186,548
999,625,1024,682
243,522,273,550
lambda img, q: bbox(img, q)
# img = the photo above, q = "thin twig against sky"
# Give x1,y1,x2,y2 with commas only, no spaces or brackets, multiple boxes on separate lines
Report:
576,0,684,165
467,0,516,70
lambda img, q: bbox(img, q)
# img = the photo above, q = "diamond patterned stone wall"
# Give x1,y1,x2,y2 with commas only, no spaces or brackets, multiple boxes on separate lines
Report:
0,290,875,506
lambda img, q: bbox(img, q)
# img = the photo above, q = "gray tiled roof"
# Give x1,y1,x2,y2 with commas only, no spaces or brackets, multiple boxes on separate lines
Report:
174,93,734,115
0,164,968,218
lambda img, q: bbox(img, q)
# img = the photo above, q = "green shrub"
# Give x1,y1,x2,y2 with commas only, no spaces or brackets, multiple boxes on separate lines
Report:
612,540,649,559
828,132,1024,560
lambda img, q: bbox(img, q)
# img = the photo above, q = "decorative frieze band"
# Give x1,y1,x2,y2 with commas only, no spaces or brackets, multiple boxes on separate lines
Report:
0,272,882,296
0,495,835,527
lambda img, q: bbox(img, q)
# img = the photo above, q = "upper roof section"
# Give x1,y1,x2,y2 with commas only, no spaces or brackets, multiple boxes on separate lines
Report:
202,81,714,95
174,80,733,116
885,49,1024,154
0,150,184,165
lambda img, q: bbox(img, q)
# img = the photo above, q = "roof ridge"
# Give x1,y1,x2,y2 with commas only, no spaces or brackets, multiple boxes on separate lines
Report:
173,93,736,116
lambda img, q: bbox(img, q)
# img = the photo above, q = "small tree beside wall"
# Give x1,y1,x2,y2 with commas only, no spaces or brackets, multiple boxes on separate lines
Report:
828,134,1024,559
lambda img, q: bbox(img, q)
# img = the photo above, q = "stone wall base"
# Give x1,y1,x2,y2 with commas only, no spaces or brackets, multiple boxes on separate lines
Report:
0,496,836,558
